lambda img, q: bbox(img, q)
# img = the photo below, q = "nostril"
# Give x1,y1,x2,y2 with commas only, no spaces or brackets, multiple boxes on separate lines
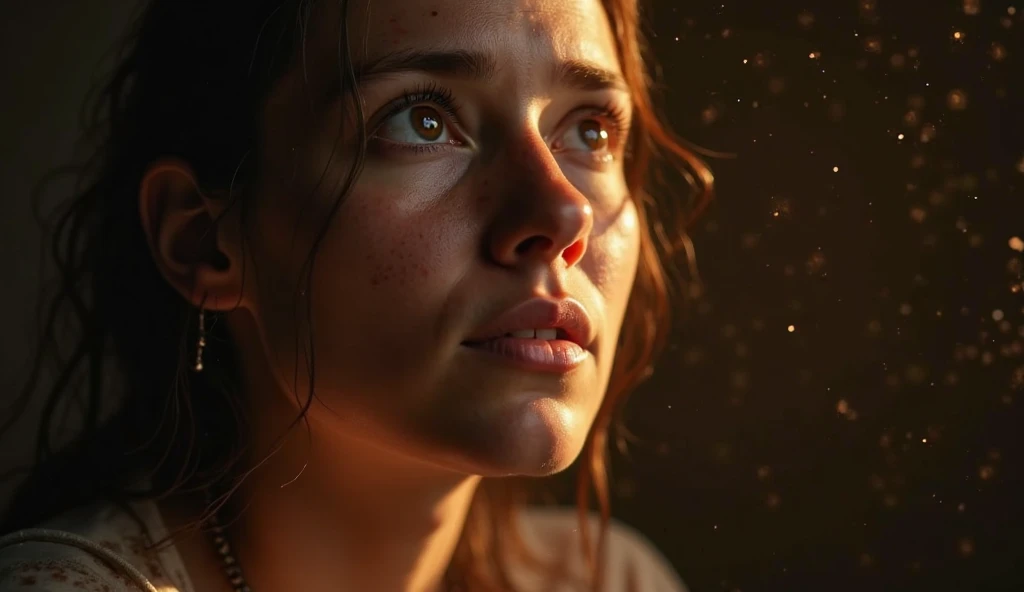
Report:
561,240,585,266
514,235,553,255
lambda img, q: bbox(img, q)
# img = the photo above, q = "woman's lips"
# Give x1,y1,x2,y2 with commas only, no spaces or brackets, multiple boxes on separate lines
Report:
462,336,589,373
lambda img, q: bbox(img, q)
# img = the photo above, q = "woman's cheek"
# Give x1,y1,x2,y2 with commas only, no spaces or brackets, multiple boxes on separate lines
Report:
560,161,632,220
302,201,446,373
345,158,473,285
586,194,641,290
312,192,468,325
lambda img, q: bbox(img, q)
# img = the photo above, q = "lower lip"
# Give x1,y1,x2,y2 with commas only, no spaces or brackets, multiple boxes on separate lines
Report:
462,337,589,373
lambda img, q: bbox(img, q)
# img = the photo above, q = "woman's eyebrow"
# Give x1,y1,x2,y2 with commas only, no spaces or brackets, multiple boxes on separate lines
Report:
353,49,628,92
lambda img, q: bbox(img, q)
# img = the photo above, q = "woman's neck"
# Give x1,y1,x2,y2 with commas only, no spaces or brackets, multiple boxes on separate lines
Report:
173,312,485,591
160,464,480,592
218,351,483,592
232,458,481,592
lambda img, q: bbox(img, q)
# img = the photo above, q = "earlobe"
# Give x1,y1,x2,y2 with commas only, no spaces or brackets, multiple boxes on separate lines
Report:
139,159,245,311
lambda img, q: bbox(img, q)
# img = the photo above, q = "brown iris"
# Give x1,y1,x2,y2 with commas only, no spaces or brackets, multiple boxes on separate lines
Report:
409,106,443,141
577,119,610,151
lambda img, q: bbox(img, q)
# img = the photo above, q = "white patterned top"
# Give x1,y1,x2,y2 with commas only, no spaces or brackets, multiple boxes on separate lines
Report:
0,500,686,592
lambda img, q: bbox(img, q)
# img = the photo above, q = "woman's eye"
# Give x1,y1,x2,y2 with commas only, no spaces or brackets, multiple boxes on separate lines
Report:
556,117,620,162
577,119,611,151
375,105,453,145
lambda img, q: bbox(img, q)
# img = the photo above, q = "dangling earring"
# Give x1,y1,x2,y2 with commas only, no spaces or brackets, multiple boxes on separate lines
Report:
194,308,207,372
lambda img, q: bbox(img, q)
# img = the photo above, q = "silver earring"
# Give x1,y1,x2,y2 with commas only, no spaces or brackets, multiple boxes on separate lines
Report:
194,308,207,372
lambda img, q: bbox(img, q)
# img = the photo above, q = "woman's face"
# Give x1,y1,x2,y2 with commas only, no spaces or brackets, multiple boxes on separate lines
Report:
241,0,641,476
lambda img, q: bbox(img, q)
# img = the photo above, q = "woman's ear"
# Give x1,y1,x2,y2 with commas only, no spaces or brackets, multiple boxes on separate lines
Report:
139,159,246,311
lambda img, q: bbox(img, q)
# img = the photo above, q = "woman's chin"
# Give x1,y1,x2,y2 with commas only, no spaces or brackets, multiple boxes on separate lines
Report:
445,397,592,478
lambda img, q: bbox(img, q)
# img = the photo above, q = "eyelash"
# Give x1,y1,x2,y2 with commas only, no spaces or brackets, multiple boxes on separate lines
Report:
373,83,631,154
376,82,463,131
593,100,631,141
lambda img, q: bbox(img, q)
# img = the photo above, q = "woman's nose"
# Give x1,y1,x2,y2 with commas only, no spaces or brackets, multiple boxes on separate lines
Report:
486,134,594,270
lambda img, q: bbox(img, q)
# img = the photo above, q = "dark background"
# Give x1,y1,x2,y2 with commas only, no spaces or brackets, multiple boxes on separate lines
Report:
1,1,1021,591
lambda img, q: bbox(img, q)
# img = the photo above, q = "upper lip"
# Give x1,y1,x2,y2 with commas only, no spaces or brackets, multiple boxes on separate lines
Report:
462,298,594,348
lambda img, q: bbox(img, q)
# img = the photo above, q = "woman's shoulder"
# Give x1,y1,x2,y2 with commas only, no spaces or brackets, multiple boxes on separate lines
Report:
0,500,191,592
518,505,688,592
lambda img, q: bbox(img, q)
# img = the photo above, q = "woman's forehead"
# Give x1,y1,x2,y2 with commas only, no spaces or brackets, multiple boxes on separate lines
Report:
323,0,620,72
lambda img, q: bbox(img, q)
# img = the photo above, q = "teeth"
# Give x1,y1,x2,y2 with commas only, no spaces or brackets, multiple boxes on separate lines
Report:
505,329,559,340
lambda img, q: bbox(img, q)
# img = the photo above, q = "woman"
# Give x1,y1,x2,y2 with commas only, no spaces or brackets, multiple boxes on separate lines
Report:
0,0,712,589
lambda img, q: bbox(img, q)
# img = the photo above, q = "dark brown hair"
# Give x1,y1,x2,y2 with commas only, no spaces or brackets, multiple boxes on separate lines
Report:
1,1,713,589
